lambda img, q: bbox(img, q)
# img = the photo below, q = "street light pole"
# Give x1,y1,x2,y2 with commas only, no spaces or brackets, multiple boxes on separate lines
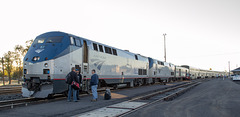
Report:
163,33,167,62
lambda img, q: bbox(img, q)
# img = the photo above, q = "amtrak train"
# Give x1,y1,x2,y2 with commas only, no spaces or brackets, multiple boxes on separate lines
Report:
22,31,225,98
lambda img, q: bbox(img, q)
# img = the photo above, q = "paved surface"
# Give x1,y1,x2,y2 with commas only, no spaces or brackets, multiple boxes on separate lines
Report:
126,78,240,117
0,81,186,117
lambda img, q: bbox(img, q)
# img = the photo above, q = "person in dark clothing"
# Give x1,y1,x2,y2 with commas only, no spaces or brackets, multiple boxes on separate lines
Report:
90,69,99,102
76,69,82,100
67,67,78,102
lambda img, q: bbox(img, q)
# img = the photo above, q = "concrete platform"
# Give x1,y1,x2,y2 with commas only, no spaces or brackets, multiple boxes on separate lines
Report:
0,81,186,117
74,102,147,117
126,78,240,117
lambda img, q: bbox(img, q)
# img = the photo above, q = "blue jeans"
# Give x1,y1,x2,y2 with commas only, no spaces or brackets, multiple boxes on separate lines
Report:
91,85,98,100
68,85,77,101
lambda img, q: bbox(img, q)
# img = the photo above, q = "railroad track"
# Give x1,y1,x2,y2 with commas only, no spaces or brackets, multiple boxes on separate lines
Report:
0,79,205,111
118,81,201,117
0,94,69,110
0,86,116,110
75,80,202,117
0,86,22,95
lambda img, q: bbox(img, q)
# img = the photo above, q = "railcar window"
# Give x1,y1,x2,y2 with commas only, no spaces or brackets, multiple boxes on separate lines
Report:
143,69,147,75
157,61,164,65
93,43,98,51
75,39,81,47
138,69,143,75
46,36,63,43
99,45,104,52
104,46,112,54
109,48,112,54
113,49,117,56
70,37,75,45
108,48,112,54
104,46,108,53
160,62,164,65
135,55,138,60
138,69,147,75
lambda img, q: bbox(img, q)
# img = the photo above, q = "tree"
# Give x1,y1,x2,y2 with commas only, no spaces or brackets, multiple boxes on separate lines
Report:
0,57,5,85
14,45,24,84
4,51,14,84
23,39,33,54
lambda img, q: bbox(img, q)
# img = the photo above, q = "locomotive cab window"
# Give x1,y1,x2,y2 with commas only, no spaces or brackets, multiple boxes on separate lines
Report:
46,36,63,43
93,43,98,51
33,38,46,45
75,39,81,47
70,37,75,45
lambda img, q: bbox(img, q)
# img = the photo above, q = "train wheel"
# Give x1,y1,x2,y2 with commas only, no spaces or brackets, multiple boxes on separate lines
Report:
127,81,134,88
113,84,118,90
63,91,68,97
47,94,54,99
152,78,156,84
133,79,138,87
138,79,143,86
143,79,147,85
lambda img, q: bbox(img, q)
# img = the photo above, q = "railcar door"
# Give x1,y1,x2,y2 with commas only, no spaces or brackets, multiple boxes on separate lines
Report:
82,40,89,91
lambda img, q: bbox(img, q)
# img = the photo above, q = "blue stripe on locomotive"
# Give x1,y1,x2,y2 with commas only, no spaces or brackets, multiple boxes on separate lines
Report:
24,31,72,63
24,31,149,64
148,57,154,69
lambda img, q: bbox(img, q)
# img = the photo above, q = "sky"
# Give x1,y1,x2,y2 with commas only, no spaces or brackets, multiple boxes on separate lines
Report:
0,0,240,71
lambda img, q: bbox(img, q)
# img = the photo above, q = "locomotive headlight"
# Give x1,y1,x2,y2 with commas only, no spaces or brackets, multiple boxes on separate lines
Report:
44,63,48,67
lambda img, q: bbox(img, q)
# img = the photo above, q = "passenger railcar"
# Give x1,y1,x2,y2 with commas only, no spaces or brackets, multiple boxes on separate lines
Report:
175,66,189,80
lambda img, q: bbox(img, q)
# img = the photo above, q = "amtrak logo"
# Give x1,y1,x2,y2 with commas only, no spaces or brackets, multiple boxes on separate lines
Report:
35,49,44,53
91,59,105,70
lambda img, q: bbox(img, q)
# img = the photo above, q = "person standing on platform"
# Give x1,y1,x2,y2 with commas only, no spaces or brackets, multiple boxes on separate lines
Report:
90,69,99,102
67,67,78,102
76,69,82,100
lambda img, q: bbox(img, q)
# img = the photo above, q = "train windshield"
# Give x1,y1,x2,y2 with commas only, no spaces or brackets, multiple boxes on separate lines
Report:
33,38,46,45
33,36,63,45
46,36,63,43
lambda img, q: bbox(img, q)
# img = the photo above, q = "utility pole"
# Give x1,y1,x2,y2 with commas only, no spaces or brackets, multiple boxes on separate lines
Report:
163,33,167,62
1,57,5,85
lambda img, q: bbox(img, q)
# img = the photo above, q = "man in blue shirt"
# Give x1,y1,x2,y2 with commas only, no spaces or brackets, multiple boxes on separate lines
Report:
90,69,99,102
